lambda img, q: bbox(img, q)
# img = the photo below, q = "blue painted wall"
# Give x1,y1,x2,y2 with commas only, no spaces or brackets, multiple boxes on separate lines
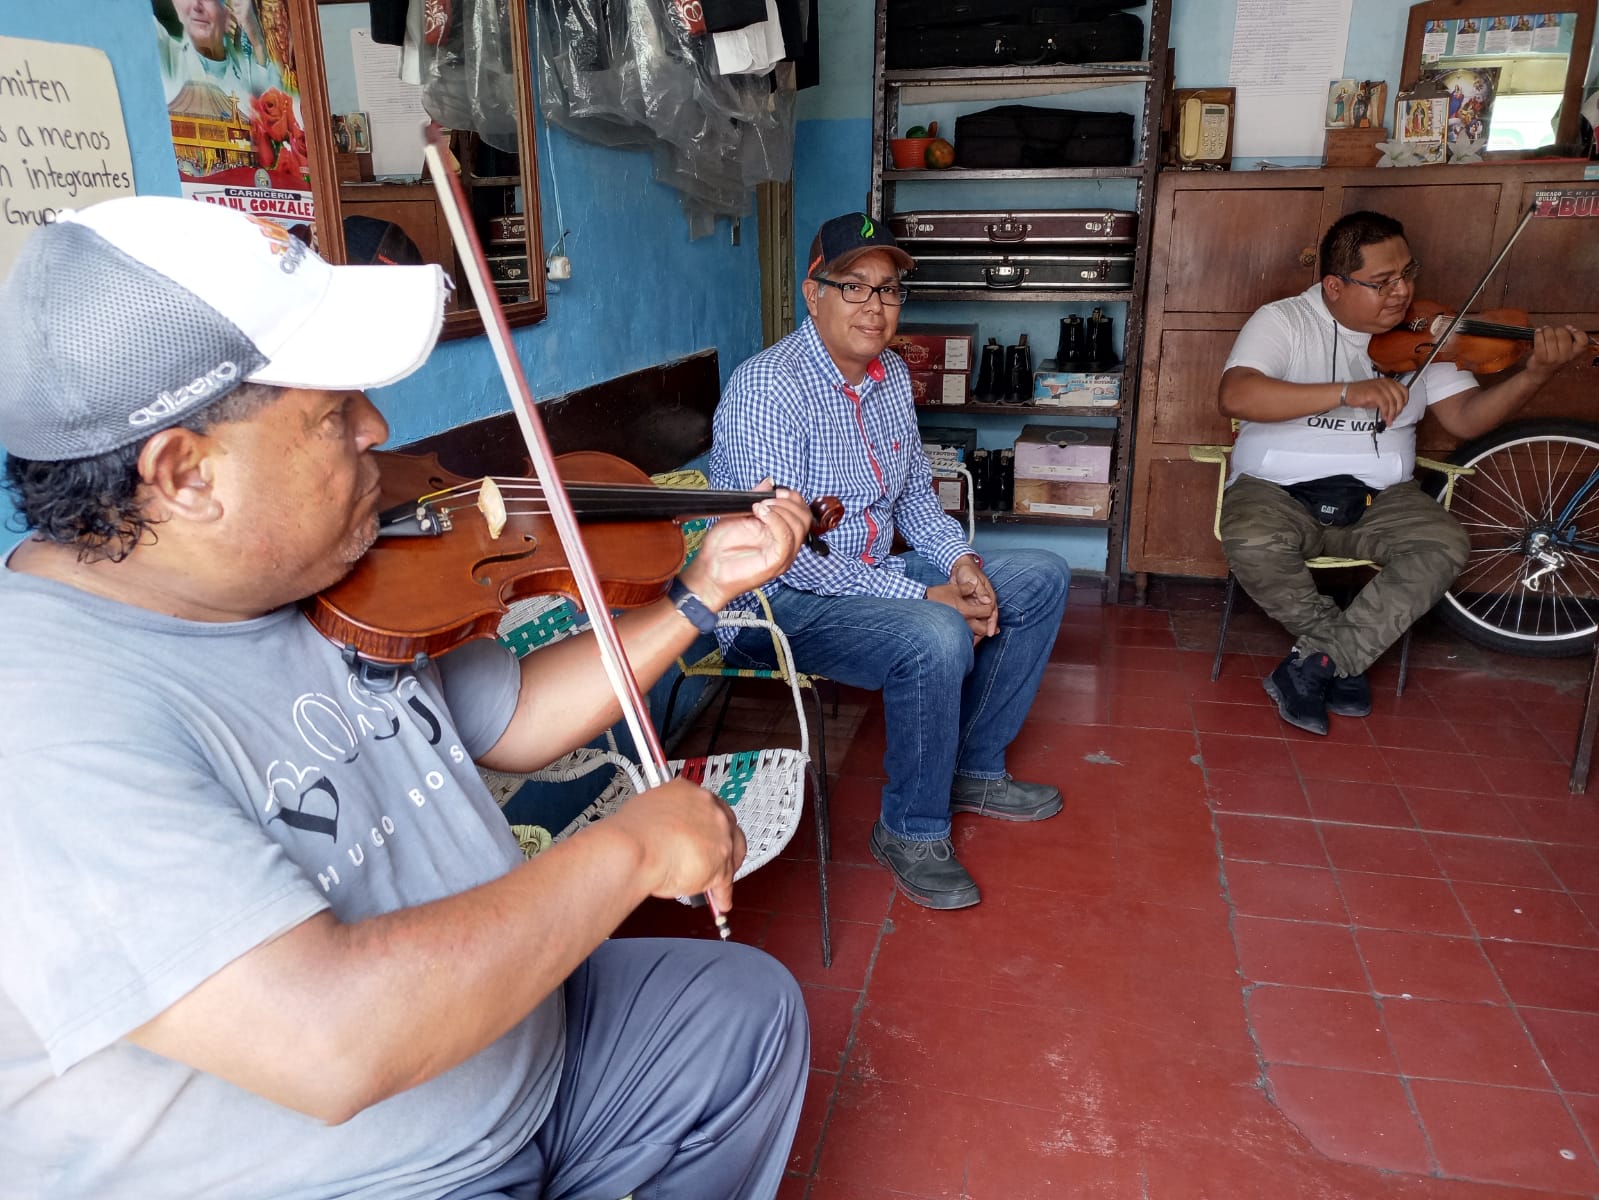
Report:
793,0,1599,571
0,1,761,547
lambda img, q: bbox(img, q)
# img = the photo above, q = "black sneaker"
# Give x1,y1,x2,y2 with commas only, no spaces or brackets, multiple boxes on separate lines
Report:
950,774,1063,821
868,822,980,910
1263,650,1334,736
1325,671,1372,718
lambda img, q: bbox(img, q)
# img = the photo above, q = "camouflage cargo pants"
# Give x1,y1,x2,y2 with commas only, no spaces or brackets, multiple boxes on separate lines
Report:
1219,475,1470,676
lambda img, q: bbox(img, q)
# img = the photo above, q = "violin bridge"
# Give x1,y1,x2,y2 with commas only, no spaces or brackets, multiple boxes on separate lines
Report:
478,476,508,540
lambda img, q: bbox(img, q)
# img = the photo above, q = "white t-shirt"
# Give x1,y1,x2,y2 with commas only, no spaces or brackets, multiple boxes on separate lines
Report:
1224,283,1478,490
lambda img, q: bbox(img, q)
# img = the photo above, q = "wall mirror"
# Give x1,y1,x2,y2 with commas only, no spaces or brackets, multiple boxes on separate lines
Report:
1401,0,1596,155
286,0,545,338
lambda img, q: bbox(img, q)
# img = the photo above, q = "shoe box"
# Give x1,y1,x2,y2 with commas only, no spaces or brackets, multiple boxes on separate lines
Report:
1032,371,1120,406
891,323,976,406
1011,424,1113,518
920,423,978,515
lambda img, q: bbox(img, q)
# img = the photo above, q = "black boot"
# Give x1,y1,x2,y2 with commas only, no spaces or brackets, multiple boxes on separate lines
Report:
995,448,1015,511
1009,333,1033,404
974,339,1002,403
1056,314,1085,371
1086,308,1119,371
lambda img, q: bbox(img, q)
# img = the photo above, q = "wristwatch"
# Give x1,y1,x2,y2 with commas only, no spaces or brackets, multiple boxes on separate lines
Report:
667,577,720,634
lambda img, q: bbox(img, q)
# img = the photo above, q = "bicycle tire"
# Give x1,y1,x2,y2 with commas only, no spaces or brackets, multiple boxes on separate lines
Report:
1436,418,1599,658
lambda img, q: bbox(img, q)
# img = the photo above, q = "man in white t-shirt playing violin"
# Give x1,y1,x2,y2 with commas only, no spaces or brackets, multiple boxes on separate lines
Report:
1217,210,1586,736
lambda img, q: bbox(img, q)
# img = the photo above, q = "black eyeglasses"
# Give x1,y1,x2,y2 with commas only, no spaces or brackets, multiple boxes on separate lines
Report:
1339,260,1421,297
815,278,910,307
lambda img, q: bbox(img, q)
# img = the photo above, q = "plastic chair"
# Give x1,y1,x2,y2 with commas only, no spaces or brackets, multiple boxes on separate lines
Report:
1190,442,1473,695
480,594,834,966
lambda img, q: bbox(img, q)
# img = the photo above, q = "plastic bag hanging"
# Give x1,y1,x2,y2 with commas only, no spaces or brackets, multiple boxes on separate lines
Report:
418,0,521,153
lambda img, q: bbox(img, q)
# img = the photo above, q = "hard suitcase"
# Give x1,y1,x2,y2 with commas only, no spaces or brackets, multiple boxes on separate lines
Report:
884,11,1143,70
907,249,1136,292
886,0,1145,31
953,105,1135,169
891,209,1137,246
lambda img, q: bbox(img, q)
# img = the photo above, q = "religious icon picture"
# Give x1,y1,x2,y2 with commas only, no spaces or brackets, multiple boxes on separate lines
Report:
1326,78,1357,128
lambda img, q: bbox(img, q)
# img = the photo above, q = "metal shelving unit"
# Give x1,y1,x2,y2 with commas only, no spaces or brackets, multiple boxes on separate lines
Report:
869,0,1172,597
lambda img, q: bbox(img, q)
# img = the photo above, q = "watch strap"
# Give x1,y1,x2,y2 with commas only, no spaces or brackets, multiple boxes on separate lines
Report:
667,577,720,635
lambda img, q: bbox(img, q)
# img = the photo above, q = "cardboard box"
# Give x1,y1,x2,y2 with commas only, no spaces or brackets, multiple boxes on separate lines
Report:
932,473,968,515
909,369,970,406
1013,479,1111,520
1033,371,1120,406
890,323,978,372
921,425,977,470
1013,425,1114,484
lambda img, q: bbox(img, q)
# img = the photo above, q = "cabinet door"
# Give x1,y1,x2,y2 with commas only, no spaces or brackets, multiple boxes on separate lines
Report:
1161,189,1322,314
1132,457,1227,577
1503,182,1599,317
1148,328,1238,447
1337,183,1501,302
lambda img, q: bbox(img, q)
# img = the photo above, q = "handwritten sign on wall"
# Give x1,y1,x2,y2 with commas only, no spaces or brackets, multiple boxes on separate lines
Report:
0,36,135,276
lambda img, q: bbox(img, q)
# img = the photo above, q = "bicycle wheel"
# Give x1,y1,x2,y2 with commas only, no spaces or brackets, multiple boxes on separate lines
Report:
1436,418,1599,657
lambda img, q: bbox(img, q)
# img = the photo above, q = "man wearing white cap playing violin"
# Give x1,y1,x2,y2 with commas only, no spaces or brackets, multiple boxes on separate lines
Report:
0,196,813,1200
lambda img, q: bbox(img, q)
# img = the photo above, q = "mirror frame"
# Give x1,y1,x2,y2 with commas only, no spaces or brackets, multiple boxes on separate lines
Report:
286,0,546,337
1401,0,1597,154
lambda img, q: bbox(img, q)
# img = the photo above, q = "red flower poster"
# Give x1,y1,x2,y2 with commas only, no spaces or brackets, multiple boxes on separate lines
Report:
152,0,314,235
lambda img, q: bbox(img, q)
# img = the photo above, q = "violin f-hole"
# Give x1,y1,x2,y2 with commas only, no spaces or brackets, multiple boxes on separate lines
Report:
472,535,540,587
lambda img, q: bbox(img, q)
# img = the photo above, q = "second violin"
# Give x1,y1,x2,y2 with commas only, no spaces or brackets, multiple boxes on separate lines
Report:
1369,299,1599,377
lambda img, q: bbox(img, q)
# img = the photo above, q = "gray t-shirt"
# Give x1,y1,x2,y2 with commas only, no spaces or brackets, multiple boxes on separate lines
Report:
0,566,562,1199
1225,283,1477,491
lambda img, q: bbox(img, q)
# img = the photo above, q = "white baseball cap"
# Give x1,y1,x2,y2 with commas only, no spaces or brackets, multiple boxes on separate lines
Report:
0,196,448,461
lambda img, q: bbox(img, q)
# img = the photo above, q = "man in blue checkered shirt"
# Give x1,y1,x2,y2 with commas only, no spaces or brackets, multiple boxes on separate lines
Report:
708,213,1070,910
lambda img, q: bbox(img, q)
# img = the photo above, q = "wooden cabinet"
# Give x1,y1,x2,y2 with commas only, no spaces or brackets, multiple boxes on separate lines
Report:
1126,162,1599,586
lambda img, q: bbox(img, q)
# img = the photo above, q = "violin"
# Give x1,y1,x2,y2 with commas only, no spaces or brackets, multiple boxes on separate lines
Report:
1369,299,1599,377
303,449,844,667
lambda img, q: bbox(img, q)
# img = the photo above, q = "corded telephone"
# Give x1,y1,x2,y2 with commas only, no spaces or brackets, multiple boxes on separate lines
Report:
1171,87,1235,168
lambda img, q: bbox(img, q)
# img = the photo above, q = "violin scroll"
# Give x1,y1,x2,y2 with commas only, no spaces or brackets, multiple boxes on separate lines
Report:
804,495,845,556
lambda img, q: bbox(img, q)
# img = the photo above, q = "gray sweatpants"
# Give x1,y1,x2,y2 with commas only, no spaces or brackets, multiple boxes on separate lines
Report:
442,938,809,1200
1219,474,1470,676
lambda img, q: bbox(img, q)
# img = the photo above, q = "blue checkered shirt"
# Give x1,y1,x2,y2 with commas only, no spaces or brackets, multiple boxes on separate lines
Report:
708,319,974,636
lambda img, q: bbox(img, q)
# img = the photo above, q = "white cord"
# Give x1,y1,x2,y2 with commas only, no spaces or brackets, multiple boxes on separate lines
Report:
529,3,568,266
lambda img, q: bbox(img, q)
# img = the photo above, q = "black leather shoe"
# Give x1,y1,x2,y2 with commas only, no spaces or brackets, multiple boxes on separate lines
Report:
1263,650,1334,736
869,822,980,910
1325,671,1372,718
950,774,1063,821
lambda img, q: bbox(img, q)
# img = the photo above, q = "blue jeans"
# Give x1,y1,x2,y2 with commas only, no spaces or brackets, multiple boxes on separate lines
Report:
725,550,1069,841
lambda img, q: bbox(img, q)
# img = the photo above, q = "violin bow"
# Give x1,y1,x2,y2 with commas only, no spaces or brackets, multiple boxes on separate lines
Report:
419,123,729,938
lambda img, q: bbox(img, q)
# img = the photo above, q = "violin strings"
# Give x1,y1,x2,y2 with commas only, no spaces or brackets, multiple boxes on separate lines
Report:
1454,318,1535,340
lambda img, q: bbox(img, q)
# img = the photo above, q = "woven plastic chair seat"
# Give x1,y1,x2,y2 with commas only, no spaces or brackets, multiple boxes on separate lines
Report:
556,746,809,882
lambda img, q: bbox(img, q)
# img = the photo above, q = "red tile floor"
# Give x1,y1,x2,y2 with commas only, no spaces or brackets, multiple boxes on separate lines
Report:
618,581,1599,1199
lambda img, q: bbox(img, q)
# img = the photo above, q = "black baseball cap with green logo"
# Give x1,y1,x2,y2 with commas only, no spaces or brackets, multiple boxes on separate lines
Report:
806,212,915,279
